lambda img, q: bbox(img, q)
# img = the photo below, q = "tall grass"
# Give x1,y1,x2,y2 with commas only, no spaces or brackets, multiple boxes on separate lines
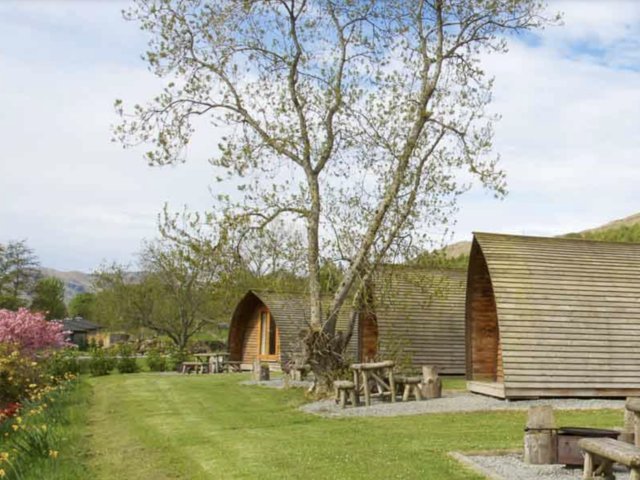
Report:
0,379,90,480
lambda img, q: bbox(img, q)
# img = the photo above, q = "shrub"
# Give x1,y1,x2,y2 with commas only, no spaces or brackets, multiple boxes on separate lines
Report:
145,348,166,372
88,349,116,376
0,344,42,405
116,344,139,374
45,349,81,379
0,309,70,356
166,348,188,372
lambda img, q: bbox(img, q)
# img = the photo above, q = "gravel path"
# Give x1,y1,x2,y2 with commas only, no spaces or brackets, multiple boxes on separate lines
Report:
300,391,624,417
454,452,631,480
241,378,314,389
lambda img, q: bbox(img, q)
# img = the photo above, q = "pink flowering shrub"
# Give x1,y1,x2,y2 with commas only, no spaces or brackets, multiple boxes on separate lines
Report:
0,308,70,355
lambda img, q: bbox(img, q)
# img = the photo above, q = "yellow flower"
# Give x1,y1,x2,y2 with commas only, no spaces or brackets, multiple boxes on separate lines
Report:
0,452,8,462
11,425,18,432
48,450,58,459
28,384,37,389
0,467,5,477
41,424,47,432
15,417,21,424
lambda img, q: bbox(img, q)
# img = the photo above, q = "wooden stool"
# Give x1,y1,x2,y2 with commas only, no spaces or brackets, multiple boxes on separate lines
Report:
395,376,423,402
334,380,358,409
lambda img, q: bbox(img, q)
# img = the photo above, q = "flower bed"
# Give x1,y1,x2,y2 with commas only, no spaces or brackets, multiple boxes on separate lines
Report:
0,309,79,479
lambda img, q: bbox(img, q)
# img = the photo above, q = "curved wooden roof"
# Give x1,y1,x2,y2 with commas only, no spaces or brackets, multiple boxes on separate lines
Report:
470,232,640,397
228,290,357,366
370,266,466,374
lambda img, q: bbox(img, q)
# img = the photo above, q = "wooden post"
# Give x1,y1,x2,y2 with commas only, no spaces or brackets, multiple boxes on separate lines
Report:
583,451,594,479
421,366,442,399
625,397,640,448
621,406,636,444
388,367,396,403
362,371,371,406
252,359,270,381
524,405,557,465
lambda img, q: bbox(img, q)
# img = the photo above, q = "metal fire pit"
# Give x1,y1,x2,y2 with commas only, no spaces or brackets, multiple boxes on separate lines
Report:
557,427,620,466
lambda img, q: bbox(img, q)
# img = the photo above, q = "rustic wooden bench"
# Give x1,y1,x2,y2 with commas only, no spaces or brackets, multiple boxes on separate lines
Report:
395,375,423,402
225,361,242,373
334,380,358,409
181,361,206,374
579,437,640,480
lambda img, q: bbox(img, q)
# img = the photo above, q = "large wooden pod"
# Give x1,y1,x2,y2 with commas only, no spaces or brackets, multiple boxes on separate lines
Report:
362,266,467,374
228,290,357,370
466,232,640,399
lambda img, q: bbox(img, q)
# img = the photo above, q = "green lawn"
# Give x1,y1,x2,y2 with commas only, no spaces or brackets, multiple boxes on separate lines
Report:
58,373,622,480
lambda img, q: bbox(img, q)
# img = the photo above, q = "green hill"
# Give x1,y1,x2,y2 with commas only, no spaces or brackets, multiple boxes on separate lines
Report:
434,211,640,268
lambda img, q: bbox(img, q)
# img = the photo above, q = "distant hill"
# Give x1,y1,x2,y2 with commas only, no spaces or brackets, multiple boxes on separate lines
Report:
40,268,94,302
441,211,640,261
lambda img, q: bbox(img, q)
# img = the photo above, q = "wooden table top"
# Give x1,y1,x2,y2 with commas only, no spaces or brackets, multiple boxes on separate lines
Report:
350,361,394,371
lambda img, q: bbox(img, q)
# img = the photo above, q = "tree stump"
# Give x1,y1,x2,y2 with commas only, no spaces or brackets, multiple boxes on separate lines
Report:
421,366,442,399
252,359,270,381
621,404,637,444
524,405,557,465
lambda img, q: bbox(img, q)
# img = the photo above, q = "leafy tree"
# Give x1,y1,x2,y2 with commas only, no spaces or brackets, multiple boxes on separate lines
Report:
0,240,40,310
68,292,97,320
31,277,68,320
116,0,555,385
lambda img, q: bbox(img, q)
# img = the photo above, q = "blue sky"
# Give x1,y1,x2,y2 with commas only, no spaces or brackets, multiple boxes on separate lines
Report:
1,1,639,271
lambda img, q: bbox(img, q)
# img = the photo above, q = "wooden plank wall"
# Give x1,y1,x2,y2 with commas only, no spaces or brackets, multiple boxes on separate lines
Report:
359,312,378,362
474,232,640,398
465,239,500,381
231,291,358,368
372,267,467,374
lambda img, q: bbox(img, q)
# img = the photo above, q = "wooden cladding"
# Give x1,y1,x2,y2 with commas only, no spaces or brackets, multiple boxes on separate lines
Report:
370,267,466,374
467,232,640,399
228,291,356,368
466,239,501,382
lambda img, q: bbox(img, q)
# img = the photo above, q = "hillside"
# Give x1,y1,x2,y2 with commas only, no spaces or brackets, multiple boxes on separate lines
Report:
441,210,640,261
40,268,94,302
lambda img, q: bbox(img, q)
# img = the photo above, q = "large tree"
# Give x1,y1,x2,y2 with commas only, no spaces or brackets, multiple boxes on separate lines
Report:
30,277,68,320
93,210,239,350
0,240,41,310
116,0,554,382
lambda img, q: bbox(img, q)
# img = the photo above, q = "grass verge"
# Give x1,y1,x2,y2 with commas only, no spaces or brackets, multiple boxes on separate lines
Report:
80,373,622,480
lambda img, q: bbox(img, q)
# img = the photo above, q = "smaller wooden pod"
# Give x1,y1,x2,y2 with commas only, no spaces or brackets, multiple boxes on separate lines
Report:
228,290,356,369
466,232,640,399
362,266,467,374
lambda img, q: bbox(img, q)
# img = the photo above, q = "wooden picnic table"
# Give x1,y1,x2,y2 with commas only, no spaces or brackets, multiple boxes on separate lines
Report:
350,361,396,407
180,361,206,374
193,352,229,373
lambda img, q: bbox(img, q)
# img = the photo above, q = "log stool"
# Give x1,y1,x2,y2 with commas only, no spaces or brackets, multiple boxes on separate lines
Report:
334,380,358,409
395,375,423,402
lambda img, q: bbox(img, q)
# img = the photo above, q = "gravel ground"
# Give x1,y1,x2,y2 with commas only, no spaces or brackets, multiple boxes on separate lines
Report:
300,391,624,417
454,452,631,480
241,378,314,389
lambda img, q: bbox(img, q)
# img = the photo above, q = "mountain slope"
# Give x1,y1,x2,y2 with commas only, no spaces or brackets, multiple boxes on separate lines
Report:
39,268,93,302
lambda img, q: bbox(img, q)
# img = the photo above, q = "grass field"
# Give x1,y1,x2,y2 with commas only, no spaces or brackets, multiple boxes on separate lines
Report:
37,373,616,480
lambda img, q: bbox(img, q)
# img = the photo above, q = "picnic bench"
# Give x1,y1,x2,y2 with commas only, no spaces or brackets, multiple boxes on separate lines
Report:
579,397,640,480
350,361,396,407
180,361,206,374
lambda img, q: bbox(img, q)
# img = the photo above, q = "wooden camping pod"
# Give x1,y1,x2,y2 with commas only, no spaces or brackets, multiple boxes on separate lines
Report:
466,232,640,399
228,290,357,370
363,266,467,374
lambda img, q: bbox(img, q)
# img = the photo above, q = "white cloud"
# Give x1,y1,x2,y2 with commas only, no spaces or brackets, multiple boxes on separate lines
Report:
450,2,640,243
1,1,639,269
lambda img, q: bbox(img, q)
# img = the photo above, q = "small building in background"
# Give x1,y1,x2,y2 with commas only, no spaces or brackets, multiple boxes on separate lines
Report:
228,291,357,370
466,232,640,399
228,267,466,374
61,317,101,349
